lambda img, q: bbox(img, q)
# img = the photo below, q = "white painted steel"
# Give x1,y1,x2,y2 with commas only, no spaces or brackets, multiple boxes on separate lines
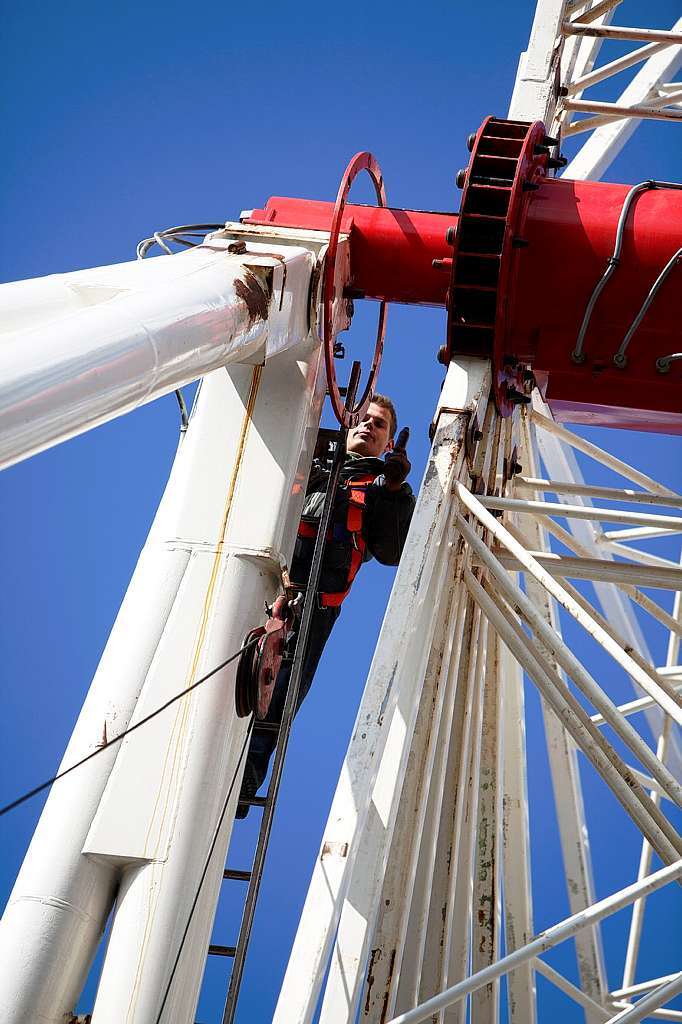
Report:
358,546,468,1022
612,976,681,999
530,411,679,497
516,415,607,1015
457,486,682,729
0,236,327,1023
515,477,682,507
562,19,682,179
533,959,611,1021
591,686,682,726
318,519,462,1024
0,223,338,470
385,862,682,1024
272,359,492,1024
479,497,682,532
499,640,537,1024
507,0,571,123
486,551,682,590
535,516,682,637
463,567,681,865
470,626,504,1024
564,40,672,95
604,973,682,1023
531,397,682,780
564,23,682,44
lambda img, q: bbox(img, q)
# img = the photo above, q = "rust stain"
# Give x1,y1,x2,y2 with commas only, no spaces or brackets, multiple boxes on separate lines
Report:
235,268,270,324
364,947,381,1015
380,949,396,1023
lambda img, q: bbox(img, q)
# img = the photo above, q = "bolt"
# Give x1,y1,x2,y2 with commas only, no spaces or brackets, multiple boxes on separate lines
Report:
467,133,476,152
548,155,568,170
456,168,467,189
571,349,587,365
512,237,529,249
534,144,550,156
437,345,449,365
613,352,627,369
445,225,456,246
472,428,484,442
656,357,671,374
543,134,559,147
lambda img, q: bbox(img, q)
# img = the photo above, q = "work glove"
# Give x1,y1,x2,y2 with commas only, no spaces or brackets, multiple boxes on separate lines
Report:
383,427,411,490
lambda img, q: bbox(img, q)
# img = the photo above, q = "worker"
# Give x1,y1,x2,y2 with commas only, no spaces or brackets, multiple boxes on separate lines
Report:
237,394,415,816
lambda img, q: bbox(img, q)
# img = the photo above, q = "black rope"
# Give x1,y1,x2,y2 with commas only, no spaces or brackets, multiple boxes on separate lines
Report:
0,635,262,819
155,716,255,1024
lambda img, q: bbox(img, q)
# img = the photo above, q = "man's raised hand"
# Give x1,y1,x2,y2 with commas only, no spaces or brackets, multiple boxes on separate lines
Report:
383,427,411,490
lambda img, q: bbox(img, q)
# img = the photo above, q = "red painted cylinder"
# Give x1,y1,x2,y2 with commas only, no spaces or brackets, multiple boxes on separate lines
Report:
507,178,682,432
247,171,682,433
246,198,456,307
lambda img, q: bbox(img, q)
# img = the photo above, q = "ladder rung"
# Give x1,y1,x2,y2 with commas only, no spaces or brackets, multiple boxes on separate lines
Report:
253,720,279,733
208,944,236,957
224,868,252,881
238,795,266,808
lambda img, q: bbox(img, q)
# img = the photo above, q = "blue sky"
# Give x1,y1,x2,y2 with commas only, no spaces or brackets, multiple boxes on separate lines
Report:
1,1,681,1020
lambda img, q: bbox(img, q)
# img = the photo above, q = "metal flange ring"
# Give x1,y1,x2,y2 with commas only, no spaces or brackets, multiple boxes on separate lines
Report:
323,152,388,427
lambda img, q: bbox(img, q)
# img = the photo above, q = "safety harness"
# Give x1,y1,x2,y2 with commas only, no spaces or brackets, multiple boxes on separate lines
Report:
296,471,377,607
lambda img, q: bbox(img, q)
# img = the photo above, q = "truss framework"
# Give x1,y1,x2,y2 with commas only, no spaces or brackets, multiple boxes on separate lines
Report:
271,3,682,1021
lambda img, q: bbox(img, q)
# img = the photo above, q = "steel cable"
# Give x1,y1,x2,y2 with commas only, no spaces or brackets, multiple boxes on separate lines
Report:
0,634,263,818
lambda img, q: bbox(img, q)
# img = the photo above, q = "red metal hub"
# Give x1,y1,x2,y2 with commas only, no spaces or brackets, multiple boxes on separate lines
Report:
246,121,682,434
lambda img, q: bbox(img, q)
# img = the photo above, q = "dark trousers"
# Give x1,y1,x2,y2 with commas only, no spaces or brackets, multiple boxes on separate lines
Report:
246,603,340,790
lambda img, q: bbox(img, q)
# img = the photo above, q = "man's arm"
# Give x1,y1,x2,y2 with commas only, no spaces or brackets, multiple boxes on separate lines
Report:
363,478,416,565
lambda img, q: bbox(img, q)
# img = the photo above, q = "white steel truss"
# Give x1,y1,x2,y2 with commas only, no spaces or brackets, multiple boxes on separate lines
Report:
274,2,682,1021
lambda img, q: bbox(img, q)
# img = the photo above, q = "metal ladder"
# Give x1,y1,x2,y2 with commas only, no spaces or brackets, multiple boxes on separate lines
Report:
206,715,293,1023
202,400,357,1024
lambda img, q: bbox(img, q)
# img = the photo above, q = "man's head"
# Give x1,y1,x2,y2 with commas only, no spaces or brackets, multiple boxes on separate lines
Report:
347,394,397,458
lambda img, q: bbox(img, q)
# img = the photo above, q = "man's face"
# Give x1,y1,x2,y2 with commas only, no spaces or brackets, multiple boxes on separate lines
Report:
347,403,394,458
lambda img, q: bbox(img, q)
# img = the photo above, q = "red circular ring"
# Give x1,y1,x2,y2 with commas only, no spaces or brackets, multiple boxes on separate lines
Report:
323,152,388,427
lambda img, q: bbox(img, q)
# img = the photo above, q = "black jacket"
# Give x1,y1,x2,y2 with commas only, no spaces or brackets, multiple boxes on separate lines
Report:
291,453,416,596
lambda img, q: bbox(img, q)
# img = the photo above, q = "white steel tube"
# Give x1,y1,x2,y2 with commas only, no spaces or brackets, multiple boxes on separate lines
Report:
516,414,608,1015
464,569,681,863
562,19,682,180
598,539,682,573
605,973,682,1023
591,687,682,726
612,976,680,999
273,359,492,1024
478,496,682,532
564,39,670,95
499,641,537,1023
487,550,682,590
515,477,682,508
536,517,682,637
385,861,682,1024
0,236,326,1023
533,959,611,1021
564,96,682,121
565,23,682,44
601,525,682,541
456,484,682,726
0,229,323,470
530,411,679,497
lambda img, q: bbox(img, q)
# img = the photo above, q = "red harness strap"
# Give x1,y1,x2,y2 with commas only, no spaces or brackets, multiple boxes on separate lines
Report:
296,473,376,607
